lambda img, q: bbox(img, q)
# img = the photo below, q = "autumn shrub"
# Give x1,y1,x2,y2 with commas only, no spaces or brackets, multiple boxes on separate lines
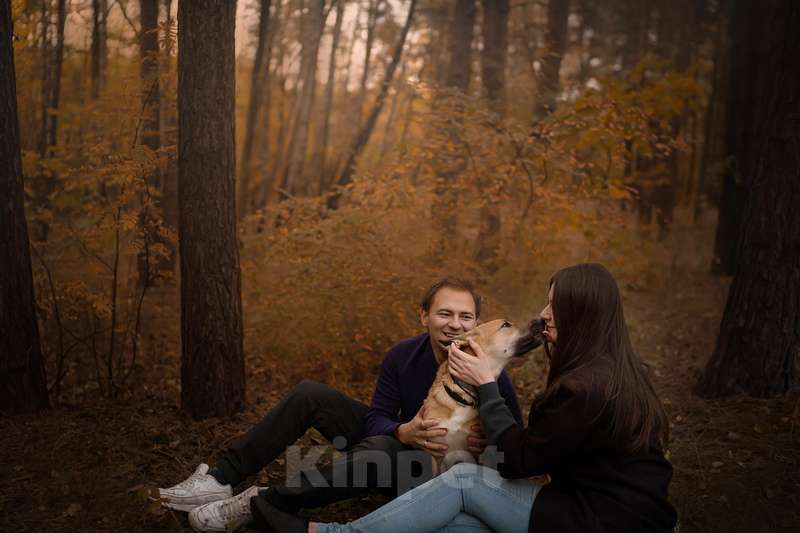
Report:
23,94,174,401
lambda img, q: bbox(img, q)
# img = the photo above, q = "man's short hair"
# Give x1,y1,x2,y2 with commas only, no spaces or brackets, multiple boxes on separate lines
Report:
420,277,482,318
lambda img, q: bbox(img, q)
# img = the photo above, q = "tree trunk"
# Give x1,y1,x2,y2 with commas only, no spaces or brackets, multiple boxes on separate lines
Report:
282,0,324,196
48,0,66,149
311,0,344,194
239,0,272,220
711,0,763,275
480,0,509,107
444,0,476,91
0,1,50,413
352,0,381,139
91,0,108,99
38,0,51,159
534,0,570,119
696,0,729,223
177,0,245,419
696,0,800,398
137,0,163,285
327,0,417,209
650,0,695,241
474,0,509,273
378,60,405,158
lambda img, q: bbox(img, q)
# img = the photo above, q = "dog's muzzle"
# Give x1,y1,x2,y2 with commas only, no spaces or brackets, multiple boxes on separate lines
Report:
513,319,545,357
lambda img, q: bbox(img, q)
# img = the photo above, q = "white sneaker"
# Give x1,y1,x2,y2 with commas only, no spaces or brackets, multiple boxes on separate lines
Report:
159,463,233,512
188,484,261,532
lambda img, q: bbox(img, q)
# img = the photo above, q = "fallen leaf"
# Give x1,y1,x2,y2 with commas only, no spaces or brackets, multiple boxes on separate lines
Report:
64,503,82,518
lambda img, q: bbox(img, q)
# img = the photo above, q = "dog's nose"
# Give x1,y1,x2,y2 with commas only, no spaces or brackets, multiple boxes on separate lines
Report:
528,319,545,334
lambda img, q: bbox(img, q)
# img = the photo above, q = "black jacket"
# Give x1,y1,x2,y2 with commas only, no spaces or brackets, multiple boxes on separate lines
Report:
477,367,678,533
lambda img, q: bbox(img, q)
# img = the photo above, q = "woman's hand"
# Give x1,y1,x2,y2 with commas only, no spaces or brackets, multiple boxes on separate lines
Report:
448,338,497,386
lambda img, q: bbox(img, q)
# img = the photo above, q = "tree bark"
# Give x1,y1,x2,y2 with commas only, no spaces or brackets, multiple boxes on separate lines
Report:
534,0,570,119
48,0,66,149
137,0,164,284
479,0,509,107
444,0,476,91
239,0,272,220
650,0,695,241
711,0,763,275
177,0,245,419
91,0,108,99
696,0,800,398
327,0,417,209
352,0,381,135
696,0,728,222
0,1,50,413
282,0,324,196
38,0,51,159
474,0,509,273
311,0,344,194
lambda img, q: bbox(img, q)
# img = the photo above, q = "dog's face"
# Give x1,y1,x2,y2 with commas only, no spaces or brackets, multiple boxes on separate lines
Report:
447,319,544,366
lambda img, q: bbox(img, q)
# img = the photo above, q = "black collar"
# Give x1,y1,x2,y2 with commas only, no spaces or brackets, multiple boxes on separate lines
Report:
444,379,478,407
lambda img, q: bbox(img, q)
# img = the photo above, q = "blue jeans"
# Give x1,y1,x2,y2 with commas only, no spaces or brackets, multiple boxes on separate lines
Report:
317,463,541,533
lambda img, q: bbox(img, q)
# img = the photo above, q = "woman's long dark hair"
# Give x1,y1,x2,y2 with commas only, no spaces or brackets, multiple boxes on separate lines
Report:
541,263,668,452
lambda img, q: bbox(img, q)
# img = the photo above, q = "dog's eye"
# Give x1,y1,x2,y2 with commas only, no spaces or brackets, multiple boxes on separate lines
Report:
501,321,512,328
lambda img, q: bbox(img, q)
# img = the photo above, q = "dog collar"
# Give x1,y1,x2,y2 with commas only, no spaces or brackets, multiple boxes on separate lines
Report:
444,382,477,407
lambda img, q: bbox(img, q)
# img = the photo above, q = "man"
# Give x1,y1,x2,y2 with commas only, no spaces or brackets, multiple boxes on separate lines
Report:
159,278,522,532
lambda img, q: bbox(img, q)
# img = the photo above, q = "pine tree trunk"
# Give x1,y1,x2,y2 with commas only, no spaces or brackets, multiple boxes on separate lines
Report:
352,0,380,140
444,0,476,91
137,0,163,284
696,0,728,223
311,0,344,194
239,0,272,220
38,0,50,159
534,0,570,119
474,0,509,272
711,0,764,275
0,1,50,413
283,0,324,196
49,0,66,149
480,0,509,106
177,0,245,419
696,0,800,398
91,0,108,99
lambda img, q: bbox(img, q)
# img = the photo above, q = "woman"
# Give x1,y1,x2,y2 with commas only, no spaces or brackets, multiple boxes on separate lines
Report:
257,264,678,532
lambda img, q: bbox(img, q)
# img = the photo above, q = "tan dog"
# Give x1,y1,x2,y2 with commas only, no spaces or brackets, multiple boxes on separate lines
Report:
422,319,543,474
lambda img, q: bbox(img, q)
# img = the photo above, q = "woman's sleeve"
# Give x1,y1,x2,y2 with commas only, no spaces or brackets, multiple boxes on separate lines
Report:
477,381,601,478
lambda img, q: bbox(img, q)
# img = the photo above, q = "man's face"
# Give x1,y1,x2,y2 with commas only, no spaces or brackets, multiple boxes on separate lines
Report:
420,287,477,361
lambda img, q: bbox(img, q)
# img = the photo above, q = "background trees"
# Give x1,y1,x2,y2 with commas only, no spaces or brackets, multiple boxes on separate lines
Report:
3,0,796,413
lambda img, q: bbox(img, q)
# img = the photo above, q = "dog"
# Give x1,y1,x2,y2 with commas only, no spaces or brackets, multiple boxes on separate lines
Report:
421,319,544,474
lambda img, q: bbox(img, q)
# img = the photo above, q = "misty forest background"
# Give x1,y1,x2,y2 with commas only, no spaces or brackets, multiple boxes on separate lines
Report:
1,0,798,531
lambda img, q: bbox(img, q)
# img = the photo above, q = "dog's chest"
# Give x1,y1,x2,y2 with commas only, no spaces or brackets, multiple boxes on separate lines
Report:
438,403,478,448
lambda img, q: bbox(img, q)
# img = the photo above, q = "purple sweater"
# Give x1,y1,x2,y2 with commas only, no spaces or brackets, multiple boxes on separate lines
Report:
365,333,523,438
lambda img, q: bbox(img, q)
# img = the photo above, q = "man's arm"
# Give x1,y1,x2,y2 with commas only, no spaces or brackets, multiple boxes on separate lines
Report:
364,350,403,437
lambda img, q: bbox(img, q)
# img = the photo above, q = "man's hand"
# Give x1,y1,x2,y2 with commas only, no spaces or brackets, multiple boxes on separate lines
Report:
395,408,448,457
466,422,488,457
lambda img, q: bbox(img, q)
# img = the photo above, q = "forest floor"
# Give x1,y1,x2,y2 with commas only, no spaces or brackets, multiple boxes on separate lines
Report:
1,270,799,532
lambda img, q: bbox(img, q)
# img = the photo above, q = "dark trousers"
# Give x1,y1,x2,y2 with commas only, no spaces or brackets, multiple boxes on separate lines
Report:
214,380,430,517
